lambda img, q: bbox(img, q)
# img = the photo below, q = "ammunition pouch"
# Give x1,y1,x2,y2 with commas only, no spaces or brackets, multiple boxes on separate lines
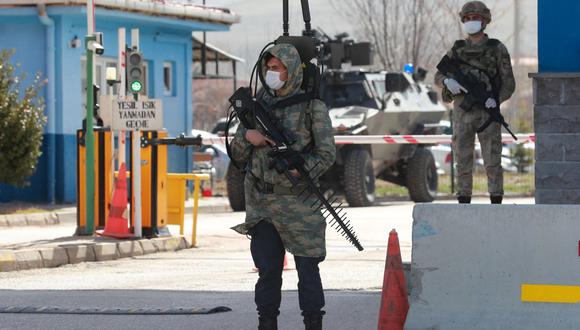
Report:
459,94,480,112
250,175,306,195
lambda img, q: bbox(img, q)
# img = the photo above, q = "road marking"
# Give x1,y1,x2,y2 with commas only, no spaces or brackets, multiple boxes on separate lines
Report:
521,284,580,304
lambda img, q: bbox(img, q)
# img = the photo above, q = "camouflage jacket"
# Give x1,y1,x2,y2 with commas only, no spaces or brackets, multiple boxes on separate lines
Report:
435,35,516,111
229,43,336,258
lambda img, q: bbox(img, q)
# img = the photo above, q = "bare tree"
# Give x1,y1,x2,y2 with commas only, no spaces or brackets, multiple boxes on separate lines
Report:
330,0,459,72
331,0,512,72
192,79,236,131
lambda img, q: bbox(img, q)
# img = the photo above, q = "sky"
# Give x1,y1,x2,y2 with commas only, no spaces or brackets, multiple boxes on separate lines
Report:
190,0,537,80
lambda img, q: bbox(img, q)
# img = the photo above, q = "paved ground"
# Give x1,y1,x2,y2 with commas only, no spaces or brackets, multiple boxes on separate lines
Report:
0,197,534,329
0,290,381,330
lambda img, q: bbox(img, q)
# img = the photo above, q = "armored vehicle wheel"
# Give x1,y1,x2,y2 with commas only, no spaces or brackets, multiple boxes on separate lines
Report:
226,163,246,212
406,147,438,202
344,148,376,207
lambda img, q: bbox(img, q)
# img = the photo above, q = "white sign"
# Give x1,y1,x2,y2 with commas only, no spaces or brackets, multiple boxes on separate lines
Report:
110,97,163,131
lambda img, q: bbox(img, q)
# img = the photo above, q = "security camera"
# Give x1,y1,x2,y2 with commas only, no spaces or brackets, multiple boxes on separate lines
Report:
88,41,104,55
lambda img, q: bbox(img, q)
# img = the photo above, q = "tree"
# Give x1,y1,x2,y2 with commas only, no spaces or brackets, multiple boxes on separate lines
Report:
330,0,459,72
330,0,512,71
192,79,239,132
0,49,46,187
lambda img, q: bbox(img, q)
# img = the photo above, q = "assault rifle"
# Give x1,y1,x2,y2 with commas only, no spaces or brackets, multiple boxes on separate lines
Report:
228,87,364,251
437,55,517,140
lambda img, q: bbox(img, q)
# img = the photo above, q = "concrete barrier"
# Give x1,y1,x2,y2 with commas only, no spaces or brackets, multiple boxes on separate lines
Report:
406,204,580,329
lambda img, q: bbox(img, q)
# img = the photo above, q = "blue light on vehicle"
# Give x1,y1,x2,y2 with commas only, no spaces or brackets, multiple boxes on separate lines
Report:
404,63,414,74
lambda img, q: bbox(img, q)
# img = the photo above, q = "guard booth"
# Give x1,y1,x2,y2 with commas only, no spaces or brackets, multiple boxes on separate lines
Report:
0,1,239,204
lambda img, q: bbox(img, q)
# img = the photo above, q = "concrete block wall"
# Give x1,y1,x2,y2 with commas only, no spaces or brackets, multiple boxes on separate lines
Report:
533,73,580,204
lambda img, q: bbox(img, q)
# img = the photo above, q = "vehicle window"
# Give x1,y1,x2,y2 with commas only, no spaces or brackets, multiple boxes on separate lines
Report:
321,82,374,108
372,80,386,97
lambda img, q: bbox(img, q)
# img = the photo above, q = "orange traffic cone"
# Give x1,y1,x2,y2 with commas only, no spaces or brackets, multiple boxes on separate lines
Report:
377,229,409,330
97,163,133,238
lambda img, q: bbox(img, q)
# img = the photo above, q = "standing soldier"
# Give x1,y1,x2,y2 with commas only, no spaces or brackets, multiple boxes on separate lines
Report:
229,42,336,330
435,1,516,204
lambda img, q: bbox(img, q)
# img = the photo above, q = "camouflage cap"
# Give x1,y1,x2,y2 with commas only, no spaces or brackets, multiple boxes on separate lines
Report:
459,1,491,24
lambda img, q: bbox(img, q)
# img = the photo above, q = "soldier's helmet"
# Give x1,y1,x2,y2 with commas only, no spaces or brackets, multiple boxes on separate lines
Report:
459,1,492,24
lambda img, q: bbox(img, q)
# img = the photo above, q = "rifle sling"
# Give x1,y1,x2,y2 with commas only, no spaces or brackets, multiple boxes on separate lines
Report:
271,92,315,109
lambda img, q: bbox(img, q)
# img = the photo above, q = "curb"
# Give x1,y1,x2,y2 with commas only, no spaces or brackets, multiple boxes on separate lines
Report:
0,236,191,273
192,205,233,214
0,201,231,228
0,212,60,227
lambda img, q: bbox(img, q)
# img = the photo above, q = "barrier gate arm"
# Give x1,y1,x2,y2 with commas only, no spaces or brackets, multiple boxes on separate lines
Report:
140,134,203,148
139,133,536,147
182,133,536,146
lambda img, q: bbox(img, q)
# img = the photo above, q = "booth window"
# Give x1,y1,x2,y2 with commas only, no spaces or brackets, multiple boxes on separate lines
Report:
163,61,174,96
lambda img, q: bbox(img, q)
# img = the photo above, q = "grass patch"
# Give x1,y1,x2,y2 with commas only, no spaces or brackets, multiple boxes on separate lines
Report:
375,172,535,198
438,172,535,195
375,181,410,198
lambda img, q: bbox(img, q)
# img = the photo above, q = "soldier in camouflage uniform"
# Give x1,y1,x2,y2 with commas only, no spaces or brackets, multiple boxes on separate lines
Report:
435,1,515,204
229,43,336,330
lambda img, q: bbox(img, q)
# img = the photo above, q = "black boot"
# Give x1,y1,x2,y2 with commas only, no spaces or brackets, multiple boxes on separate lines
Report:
457,196,471,204
258,313,278,330
302,311,325,330
490,195,503,204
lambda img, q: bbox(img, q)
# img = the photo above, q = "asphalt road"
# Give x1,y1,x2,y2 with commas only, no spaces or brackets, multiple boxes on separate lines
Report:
0,197,533,329
0,290,381,330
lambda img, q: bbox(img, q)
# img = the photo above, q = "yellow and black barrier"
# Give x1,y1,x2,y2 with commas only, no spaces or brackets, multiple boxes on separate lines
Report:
76,128,112,235
77,129,209,239
128,131,168,237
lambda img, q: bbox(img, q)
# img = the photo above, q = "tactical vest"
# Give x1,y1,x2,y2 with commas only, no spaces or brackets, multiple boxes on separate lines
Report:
451,38,503,95
257,89,314,134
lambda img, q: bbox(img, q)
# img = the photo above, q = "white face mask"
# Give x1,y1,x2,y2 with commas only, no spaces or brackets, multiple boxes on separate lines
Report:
265,70,285,90
463,20,482,35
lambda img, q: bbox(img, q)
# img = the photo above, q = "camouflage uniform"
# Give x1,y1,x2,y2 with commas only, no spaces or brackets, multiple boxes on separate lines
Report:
229,43,336,325
435,34,515,198
229,43,336,258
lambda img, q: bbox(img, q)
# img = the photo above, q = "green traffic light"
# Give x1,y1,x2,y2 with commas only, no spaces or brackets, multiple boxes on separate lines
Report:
130,81,143,92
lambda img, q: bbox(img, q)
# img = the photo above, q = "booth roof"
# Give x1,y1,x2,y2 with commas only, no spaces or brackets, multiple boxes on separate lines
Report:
0,0,240,25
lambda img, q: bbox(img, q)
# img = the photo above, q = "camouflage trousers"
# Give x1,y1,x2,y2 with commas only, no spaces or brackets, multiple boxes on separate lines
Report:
231,174,327,258
452,107,503,197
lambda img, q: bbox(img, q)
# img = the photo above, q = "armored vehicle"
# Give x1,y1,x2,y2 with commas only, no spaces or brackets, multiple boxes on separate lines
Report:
225,69,446,210
225,31,446,210
317,69,446,206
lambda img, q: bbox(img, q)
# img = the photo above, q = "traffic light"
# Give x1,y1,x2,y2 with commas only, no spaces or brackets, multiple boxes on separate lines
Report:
126,48,146,95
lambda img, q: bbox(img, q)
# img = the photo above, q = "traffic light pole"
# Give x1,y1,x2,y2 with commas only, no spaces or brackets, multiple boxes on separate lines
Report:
117,28,126,169
131,28,142,238
84,0,96,234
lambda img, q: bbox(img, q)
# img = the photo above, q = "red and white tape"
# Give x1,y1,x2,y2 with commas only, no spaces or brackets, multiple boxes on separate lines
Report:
334,134,536,145
201,134,535,146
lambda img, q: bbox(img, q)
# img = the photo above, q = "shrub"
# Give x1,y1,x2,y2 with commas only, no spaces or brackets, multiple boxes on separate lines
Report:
0,49,47,187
